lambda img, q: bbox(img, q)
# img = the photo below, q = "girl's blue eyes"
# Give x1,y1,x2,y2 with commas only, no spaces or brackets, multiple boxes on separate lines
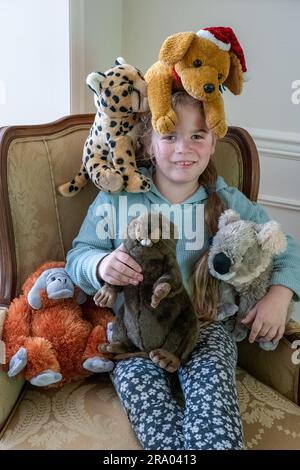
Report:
191,134,204,140
161,134,204,141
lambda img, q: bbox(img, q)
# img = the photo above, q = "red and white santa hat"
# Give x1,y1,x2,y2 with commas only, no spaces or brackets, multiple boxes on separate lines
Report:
197,27,249,81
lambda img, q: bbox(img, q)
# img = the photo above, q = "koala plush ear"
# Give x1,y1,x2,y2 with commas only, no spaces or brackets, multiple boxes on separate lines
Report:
218,209,241,229
256,221,287,255
86,72,106,95
115,57,127,66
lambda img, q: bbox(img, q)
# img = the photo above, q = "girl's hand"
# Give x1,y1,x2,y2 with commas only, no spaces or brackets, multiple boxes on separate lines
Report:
97,243,143,286
241,285,293,344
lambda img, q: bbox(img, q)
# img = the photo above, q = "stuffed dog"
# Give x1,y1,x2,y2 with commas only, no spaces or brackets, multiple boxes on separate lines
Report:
145,27,248,138
94,213,199,372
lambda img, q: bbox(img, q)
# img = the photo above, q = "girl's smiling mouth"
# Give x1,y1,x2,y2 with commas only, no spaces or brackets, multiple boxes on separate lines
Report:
173,161,196,168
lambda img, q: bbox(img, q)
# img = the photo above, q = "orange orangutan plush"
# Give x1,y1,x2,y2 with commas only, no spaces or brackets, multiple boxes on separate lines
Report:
2,261,115,387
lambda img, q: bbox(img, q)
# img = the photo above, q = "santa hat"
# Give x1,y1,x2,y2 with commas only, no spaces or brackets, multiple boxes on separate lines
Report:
197,27,249,80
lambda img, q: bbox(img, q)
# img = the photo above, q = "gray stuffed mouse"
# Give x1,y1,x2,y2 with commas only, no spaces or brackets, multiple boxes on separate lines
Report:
94,212,199,372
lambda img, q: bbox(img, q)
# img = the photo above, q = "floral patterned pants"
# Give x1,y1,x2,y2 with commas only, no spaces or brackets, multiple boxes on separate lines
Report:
110,322,244,450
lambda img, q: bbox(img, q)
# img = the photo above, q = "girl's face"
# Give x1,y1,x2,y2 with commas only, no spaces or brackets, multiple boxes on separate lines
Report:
151,104,216,187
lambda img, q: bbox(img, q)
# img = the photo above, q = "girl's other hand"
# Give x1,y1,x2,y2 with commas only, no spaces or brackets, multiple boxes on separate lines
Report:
97,243,143,286
241,285,293,344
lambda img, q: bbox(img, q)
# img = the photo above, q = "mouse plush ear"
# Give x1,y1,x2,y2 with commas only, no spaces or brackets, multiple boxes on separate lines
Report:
159,32,196,65
157,213,179,240
126,216,140,240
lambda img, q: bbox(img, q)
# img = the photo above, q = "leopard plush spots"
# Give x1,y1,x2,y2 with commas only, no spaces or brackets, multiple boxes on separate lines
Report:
58,58,151,197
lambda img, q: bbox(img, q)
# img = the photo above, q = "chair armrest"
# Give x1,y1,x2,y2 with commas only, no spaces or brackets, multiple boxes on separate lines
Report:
0,307,6,339
0,307,26,433
237,320,300,405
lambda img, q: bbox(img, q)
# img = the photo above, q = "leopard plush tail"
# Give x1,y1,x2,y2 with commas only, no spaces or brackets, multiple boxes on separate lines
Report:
58,164,90,197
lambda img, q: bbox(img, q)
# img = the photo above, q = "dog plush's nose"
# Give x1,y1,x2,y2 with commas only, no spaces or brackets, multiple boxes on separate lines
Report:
204,83,215,94
213,252,231,275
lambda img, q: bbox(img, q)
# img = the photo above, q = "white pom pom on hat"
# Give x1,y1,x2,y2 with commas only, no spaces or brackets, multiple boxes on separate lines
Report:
197,27,249,81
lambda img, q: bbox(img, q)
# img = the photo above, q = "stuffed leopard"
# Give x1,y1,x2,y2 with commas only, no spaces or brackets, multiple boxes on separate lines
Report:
58,58,151,196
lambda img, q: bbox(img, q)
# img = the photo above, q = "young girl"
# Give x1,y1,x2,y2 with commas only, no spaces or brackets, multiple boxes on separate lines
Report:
66,92,300,450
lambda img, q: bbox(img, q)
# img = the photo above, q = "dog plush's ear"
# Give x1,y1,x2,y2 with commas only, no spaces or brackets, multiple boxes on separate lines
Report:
159,32,196,65
223,52,244,95
27,269,51,309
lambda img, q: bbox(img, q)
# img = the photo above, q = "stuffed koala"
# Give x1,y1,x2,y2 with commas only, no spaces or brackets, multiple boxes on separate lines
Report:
2,262,114,387
208,209,293,350
58,57,151,197
94,213,199,372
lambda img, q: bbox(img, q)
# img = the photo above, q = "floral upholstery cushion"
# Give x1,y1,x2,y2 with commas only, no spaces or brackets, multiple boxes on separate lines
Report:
236,369,300,449
0,375,139,450
1,369,300,450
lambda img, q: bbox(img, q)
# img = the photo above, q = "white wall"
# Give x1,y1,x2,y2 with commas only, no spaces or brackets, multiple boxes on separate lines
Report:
70,0,123,114
0,0,70,126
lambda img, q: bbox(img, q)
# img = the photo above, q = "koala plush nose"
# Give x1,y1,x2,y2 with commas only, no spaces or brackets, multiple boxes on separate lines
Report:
204,83,215,94
213,253,231,275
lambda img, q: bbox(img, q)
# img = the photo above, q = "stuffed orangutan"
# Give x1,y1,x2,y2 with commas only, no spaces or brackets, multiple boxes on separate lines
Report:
94,213,199,373
2,261,115,387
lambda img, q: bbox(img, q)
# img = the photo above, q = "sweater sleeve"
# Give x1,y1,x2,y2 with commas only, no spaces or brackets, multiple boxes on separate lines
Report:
221,186,300,301
65,193,115,295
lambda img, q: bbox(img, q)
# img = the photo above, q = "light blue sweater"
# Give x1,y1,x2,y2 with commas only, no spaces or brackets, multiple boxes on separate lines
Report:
66,168,300,303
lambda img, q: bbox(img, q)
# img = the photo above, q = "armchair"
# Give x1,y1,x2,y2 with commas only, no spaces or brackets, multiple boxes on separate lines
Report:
0,115,300,450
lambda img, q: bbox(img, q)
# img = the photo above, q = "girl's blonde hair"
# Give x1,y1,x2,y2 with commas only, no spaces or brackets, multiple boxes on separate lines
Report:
140,91,226,322
192,162,226,323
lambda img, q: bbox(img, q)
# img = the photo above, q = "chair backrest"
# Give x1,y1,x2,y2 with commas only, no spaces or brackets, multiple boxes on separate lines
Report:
0,115,260,306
